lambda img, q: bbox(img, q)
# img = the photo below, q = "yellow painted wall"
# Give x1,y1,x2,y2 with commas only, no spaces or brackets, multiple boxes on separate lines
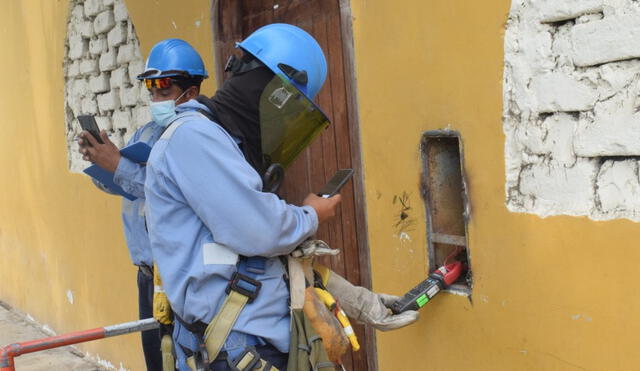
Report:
4,0,639,370
0,1,214,369
350,1,640,370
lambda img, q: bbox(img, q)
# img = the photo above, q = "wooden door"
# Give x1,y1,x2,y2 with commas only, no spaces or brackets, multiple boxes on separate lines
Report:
214,1,376,369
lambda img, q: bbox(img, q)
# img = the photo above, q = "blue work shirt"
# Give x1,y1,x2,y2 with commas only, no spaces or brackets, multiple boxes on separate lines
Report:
93,121,164,267
144,100,318,353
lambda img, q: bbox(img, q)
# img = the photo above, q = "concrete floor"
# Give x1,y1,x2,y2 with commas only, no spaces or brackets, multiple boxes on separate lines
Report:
0,301,106,371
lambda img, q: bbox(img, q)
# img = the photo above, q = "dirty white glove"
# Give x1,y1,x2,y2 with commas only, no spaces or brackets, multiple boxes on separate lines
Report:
291,239,341,259
324,270,419,331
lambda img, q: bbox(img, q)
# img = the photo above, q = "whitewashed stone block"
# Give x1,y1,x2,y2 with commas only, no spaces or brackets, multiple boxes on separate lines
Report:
518,159,599,216
93,10,115,34
99,48,117,71
81,96,98,115
531,73,597,112
133,105,151,124
109,67,129,88
97,89,120,111
571,14,640,67
128,60,144,81
113,1,128,23
96,116,113,131
68,35,88,60
71,4,84,19
72,78,89,97
80,58,99,75
107,24,127,47
596,160,640,213
120,84,139,107
79,20,94,38
537,0,604,23
67,60,81,77
84,0,104,17
89,73,110,93
113,108,132,129
116,44,135,64
89,37,107,55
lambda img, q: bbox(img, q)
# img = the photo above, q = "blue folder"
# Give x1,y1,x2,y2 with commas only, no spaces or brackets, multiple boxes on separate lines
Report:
83,142,152,201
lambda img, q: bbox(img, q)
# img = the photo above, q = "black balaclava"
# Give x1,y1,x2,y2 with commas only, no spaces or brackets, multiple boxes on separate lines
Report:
196,66,275,176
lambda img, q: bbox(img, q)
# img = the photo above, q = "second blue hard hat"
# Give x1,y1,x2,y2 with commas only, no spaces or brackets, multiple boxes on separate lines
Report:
137,38,208,80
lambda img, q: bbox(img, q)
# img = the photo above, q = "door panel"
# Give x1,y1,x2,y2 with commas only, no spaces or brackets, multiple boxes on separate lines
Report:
214,1,374,369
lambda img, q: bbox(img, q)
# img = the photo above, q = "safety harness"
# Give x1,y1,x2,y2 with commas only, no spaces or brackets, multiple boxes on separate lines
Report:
174,258,279,371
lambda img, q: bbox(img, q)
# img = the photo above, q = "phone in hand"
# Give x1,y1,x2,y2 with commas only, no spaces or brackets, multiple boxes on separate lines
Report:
77,115,104,145
316,169,354,198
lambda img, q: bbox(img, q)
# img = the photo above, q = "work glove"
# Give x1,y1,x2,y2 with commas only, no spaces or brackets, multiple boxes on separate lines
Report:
291,239,341,259
315,264,419,331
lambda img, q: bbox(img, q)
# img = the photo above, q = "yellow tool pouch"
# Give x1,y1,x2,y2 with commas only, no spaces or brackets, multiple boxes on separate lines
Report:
286,257,339,371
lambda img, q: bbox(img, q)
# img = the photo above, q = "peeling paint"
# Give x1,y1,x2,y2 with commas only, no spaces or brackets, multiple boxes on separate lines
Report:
66,289,74,305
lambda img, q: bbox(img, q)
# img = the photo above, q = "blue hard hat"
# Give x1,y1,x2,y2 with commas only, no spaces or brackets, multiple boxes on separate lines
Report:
238,23,327,100
137,38,208,80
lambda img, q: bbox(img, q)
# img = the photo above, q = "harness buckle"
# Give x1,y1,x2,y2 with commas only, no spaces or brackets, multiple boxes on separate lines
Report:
226,272,262,303
228,347,261,371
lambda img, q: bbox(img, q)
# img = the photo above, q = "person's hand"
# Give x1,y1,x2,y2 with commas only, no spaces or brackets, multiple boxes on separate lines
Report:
78,130,121,172
324,270,420,331
303,193,342,224
290,239,341,259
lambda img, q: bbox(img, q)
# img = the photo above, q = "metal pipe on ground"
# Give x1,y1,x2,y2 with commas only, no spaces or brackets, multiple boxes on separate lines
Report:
0,318,159,371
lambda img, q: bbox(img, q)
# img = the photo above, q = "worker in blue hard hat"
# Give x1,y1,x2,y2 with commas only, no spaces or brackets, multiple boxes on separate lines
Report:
143,23,418,371
77,38,208,371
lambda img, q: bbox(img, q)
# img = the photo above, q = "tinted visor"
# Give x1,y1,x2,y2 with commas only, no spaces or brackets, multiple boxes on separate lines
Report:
259,75,330,168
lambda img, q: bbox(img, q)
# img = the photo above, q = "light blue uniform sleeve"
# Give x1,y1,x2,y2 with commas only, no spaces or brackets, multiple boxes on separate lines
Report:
113,157,146,199
90,126,148,199
91,178,118,195
161,121,318,257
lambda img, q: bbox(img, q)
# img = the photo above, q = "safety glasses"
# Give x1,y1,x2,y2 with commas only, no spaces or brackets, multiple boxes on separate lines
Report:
259,74,330,169
144,77,173,89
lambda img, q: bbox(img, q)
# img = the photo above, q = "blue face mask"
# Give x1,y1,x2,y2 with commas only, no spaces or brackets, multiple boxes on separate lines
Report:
150,90,188,127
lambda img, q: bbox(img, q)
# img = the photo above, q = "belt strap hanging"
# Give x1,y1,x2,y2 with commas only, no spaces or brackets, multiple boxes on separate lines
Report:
160,334,175,371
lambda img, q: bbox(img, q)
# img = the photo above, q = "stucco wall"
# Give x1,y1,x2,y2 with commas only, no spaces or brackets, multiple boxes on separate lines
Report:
351,0,640,370
0,1,214,369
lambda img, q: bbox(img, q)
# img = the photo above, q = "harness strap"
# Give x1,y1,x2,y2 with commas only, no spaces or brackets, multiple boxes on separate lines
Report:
203,290,249,361
160,334,176,371
231,347,279,371
202,256,269,364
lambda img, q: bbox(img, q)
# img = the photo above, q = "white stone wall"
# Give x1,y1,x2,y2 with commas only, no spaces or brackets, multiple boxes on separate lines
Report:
504,0,640,221
64,0,150,173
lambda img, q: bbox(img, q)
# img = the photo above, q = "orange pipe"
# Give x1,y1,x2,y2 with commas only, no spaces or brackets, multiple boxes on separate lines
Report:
0,318,158,371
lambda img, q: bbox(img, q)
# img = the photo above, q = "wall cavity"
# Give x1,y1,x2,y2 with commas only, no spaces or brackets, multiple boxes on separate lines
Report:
504,0,640,221
64,0,150,173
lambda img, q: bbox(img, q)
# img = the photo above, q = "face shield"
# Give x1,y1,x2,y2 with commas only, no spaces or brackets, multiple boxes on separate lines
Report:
259,74,330,169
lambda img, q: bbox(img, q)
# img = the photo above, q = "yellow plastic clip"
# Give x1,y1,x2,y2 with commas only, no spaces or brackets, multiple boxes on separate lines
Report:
314,288,360,352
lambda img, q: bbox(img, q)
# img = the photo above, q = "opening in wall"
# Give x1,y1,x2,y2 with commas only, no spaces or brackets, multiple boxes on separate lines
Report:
421,131,472,295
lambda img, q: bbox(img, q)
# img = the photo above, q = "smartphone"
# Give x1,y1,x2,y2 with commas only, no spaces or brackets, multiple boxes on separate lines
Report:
316,169,354,198
77,115,104,145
